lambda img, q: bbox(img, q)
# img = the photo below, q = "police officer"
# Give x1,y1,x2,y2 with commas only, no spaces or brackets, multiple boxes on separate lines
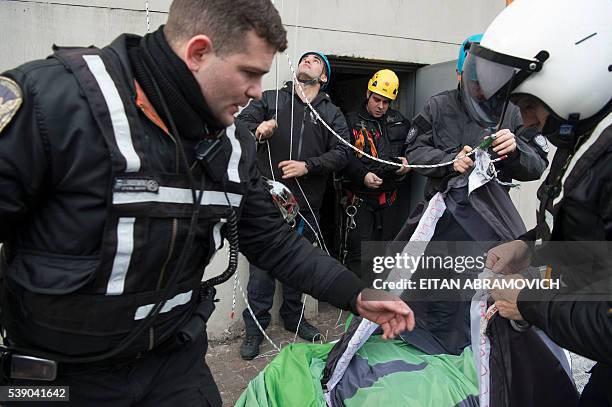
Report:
0,1,414,405
406,34,549,199
341,69,410,277
480,0,611,404
236,51,351,360
402,34,549,355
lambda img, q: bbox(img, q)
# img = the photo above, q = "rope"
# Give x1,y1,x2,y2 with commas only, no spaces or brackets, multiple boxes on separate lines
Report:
297,212,327,254
237,277,282,352
230,272,238,319
295,179,330,255
282,51,488,169
144,0,151,33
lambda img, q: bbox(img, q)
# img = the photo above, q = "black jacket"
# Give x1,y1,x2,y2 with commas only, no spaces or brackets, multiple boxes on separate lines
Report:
0,35,366,358
406,87,548,198
343,107,410,195
518,117,612,366
237,82,350,211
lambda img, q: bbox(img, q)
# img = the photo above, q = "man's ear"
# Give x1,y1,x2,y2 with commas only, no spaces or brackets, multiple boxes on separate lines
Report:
319,71,328,85
183,35,214,72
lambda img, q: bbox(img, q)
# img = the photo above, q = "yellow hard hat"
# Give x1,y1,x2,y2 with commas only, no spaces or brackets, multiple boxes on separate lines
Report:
367,69,399,101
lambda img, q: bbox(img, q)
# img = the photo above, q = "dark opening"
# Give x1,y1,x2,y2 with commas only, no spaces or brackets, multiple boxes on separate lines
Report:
317,57,424,260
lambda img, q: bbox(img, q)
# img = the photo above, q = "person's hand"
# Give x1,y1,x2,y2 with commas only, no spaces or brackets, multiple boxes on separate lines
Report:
355,289,415,339
255,119,277,141
395,156,411,175
453,145,474,173
486,240,531,275
278,160,308,179
491,128,517,156
491,274,525,321
364,172,383,189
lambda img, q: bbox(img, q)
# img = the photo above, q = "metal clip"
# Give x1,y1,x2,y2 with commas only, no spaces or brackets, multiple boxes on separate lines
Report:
345,205,357,230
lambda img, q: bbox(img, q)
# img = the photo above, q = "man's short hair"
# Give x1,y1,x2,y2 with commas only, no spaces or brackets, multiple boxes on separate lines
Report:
165,0,288,55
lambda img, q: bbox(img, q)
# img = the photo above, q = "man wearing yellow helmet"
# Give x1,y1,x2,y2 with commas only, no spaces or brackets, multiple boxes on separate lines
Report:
341,69,411,278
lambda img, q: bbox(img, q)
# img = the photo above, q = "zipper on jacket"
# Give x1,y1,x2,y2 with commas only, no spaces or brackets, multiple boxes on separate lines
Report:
140,101,182,351
297,109,306,159
148,209,178,351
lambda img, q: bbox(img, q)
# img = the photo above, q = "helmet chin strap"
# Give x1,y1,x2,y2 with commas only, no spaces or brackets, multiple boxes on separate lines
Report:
542,101,611,149
542,114,578,148
297,76,325,87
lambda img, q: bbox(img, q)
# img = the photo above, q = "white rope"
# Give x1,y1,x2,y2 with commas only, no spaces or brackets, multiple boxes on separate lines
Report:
144,0,151,33
292,295,308,343
297,212,327,254
295,178,330,255
237,277,282,352
489,156,520,188
282,51,482,170
266,141,276,181
288,2,300,161
230,272,238,319
335,310,344,329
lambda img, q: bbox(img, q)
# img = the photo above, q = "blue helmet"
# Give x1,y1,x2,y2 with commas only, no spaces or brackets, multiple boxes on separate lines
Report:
299,52,332,90
456,34,483,74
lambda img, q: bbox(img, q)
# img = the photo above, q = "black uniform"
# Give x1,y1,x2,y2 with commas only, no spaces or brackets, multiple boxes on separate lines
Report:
406,87,549,199
238,82,351,213
342,106,410,276
403,87,548,355
517,114,612,405
236,82,351,337
0,30,366,406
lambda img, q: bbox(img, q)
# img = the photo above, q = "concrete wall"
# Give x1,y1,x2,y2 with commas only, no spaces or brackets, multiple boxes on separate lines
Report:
1,0,506,82
1,0,519,340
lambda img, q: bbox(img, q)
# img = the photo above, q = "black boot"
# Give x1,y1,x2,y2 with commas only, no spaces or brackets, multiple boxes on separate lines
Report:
240,335,264,360
284,319,322,342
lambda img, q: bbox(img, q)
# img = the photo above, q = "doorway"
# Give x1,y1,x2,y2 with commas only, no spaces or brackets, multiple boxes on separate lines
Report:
318,56,424,259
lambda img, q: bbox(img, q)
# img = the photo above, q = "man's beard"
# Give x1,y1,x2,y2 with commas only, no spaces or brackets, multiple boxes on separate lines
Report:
297,71,316,82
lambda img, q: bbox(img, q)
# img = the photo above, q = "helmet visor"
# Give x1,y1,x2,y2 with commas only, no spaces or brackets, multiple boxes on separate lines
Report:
460,51,518,128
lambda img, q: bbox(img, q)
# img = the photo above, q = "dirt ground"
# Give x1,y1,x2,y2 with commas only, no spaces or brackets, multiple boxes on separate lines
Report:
206,302,347,406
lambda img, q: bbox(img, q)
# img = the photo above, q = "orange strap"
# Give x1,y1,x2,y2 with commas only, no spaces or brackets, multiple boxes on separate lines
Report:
352,126,378,158
134,80,170,136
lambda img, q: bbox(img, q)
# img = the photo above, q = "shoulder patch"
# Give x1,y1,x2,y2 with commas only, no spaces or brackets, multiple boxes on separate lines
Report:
413,114,432,134
406,126,419,145
0,76,23,134
534,134,549,153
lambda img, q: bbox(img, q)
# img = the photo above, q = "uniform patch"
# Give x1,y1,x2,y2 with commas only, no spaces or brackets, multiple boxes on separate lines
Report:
534,134,549,153
0,76,23,134
406,126,419,145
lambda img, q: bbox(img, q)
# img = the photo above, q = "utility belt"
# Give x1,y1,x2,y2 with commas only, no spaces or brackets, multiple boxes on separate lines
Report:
343,189,397,211
0,284,217,383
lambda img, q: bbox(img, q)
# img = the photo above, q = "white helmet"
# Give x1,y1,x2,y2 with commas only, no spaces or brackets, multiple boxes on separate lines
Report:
461,0,611,130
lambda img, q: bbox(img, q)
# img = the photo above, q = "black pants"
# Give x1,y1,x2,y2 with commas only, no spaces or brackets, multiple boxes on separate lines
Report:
345,202,400,278
242,211,318,337
6,333,221,407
